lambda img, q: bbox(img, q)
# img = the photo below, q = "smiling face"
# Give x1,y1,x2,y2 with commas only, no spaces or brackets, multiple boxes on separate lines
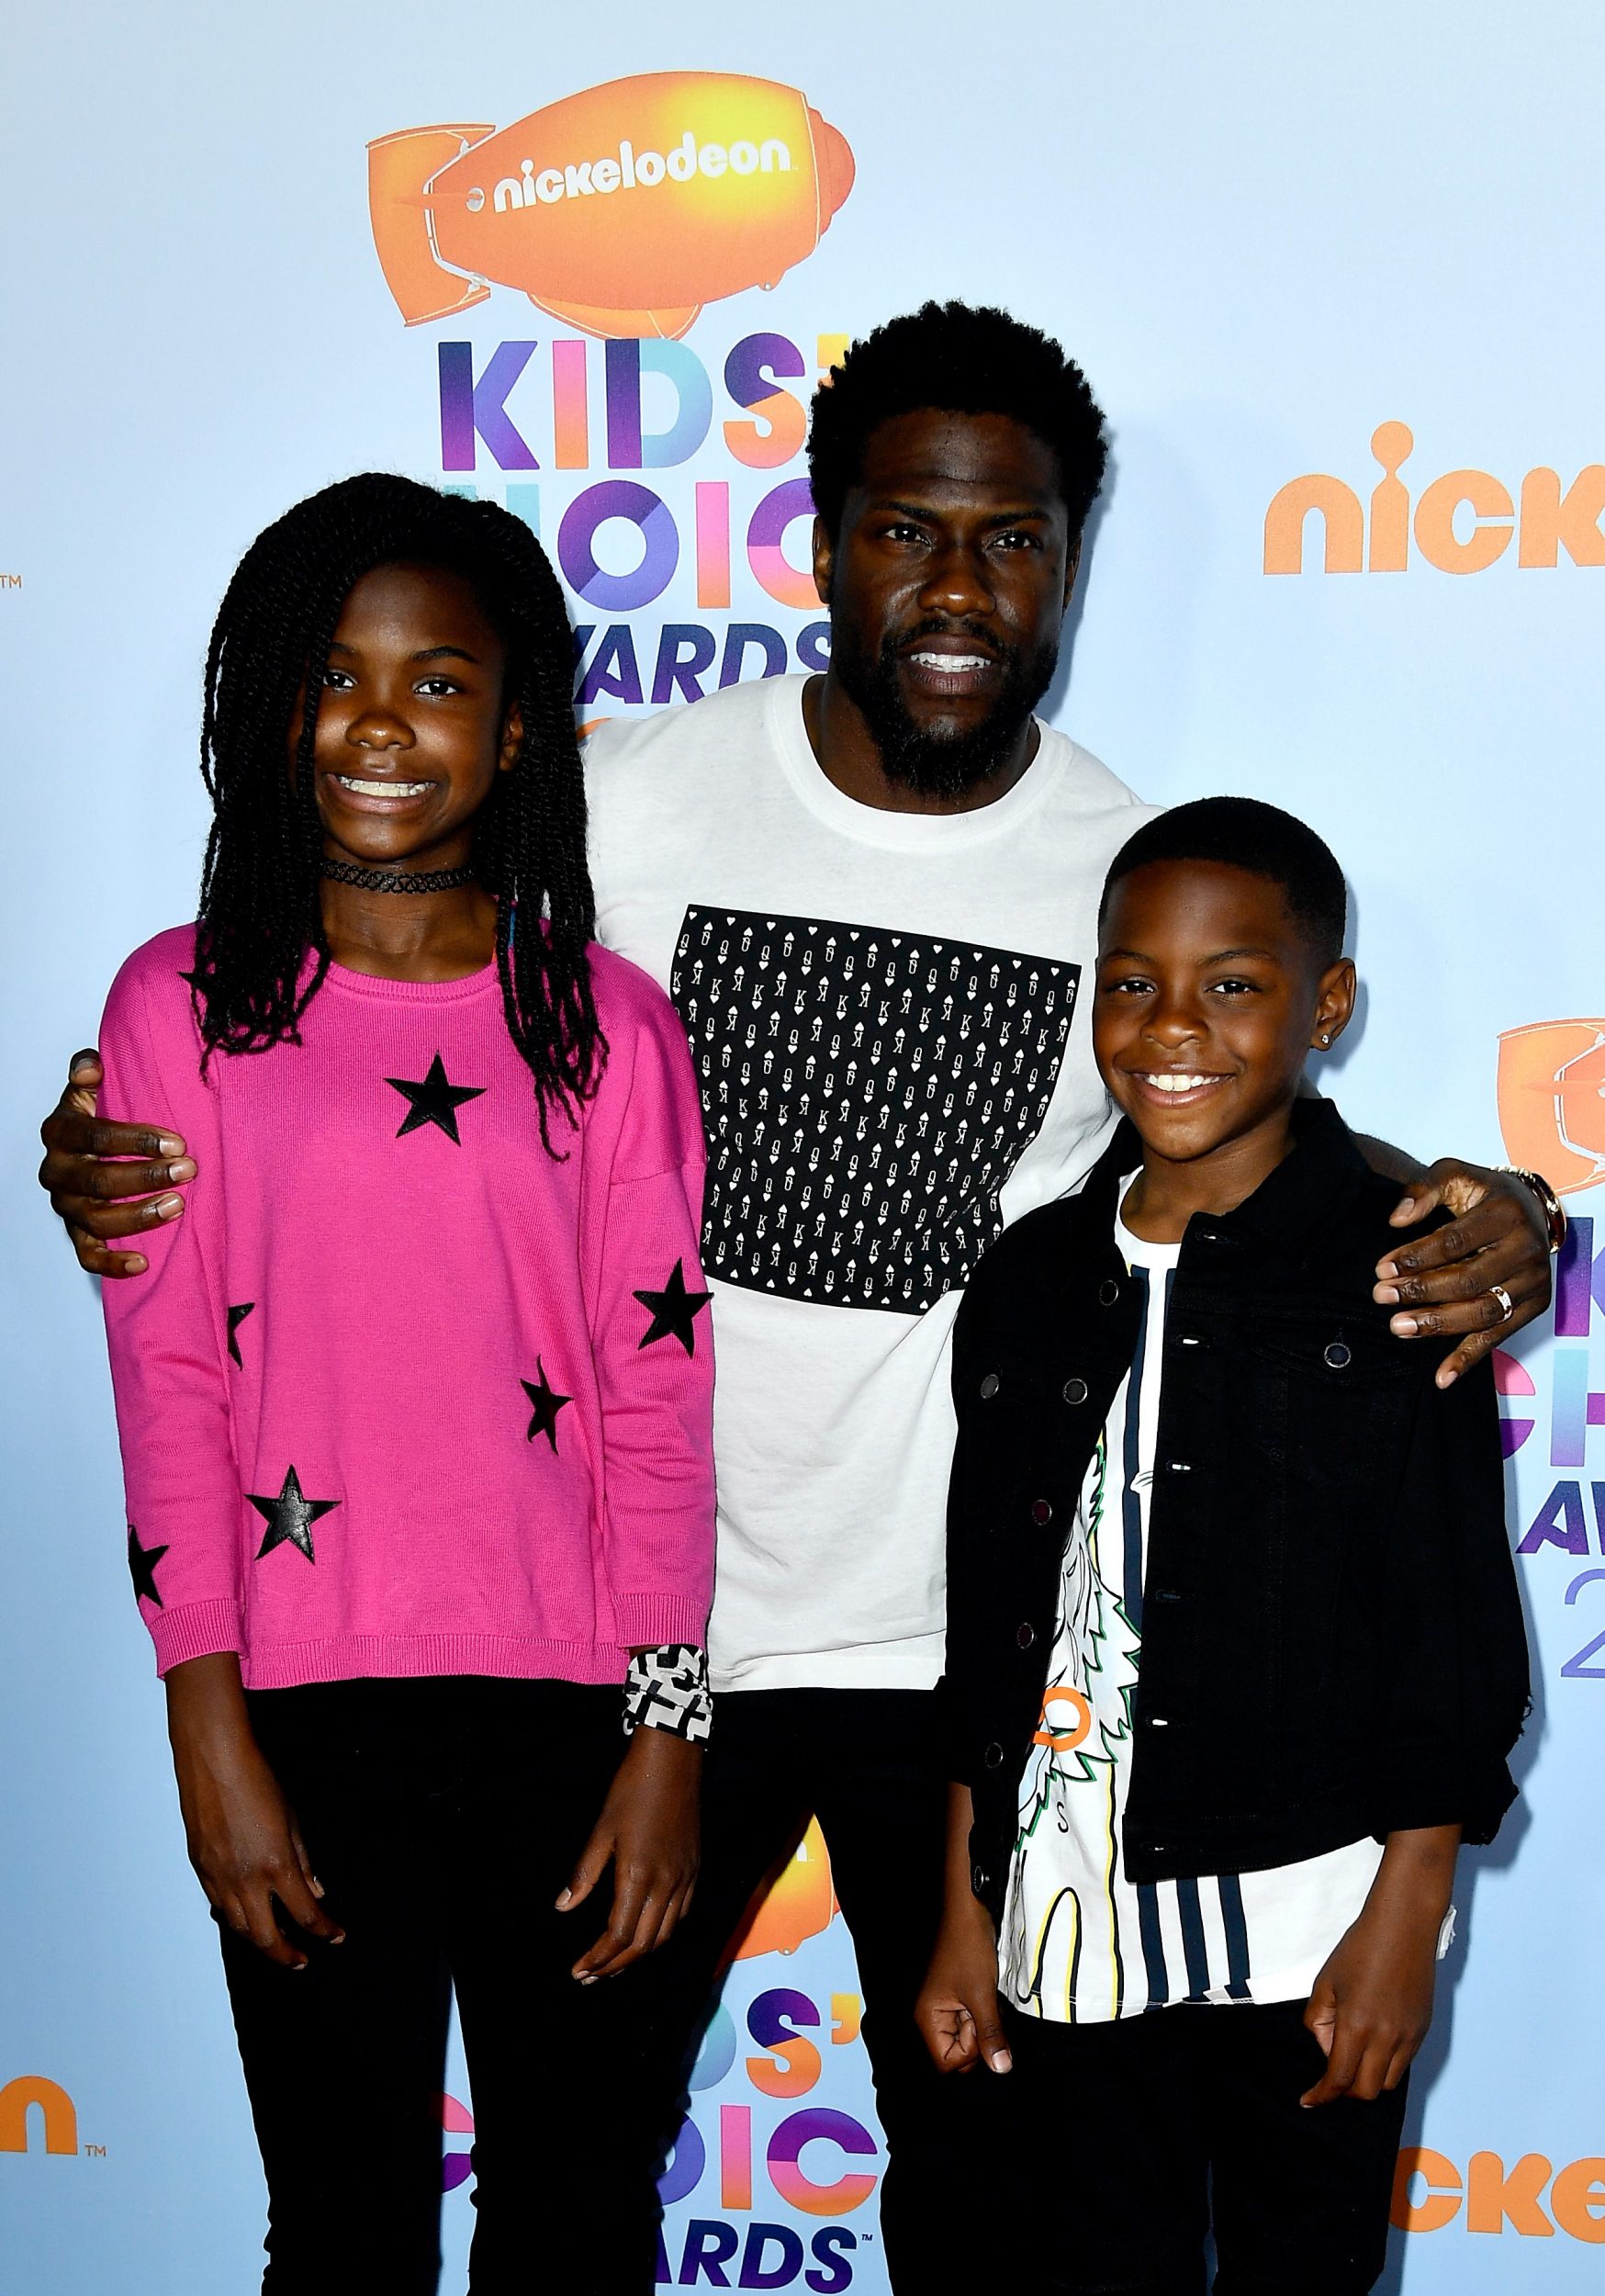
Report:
295,559,520,872
813,410,1076,798
1094,860,1356,1193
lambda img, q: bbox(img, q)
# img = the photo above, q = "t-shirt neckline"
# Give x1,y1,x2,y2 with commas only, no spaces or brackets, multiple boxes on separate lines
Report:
1115,1177,1184,1271
768,673,1070,852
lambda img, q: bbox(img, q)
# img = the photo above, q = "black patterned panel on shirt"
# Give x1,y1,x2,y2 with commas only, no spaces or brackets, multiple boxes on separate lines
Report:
670,906,1078,1315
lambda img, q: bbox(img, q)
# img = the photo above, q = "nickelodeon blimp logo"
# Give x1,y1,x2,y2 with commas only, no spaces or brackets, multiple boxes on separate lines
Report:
368,72,855,341
731,1818,838,1961
1498,1020,1605,1197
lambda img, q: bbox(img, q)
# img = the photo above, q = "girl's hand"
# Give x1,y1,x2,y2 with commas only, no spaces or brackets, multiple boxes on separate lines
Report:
915,1895,1012,2077
1301,1824,1459,2107
558,1726,701,1981
165,1653,344,1971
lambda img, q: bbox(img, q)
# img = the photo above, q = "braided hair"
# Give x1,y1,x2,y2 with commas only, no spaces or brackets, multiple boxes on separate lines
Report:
187,472,602,1152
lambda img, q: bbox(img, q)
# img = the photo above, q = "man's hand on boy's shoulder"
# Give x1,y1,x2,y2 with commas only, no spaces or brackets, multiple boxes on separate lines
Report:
1356,1145,1553,1388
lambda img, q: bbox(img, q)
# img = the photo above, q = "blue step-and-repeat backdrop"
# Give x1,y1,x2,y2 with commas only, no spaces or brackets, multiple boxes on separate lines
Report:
2,5,1601,2289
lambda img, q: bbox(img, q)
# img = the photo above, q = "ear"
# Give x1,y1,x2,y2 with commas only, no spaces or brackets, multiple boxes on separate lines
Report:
1062,537,1083,611
499,703,523,774
1309,958,1358,1052
811,515,834,608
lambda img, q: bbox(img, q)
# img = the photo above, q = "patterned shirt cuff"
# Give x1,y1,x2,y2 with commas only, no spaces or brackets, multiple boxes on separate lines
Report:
623,1644,712,1743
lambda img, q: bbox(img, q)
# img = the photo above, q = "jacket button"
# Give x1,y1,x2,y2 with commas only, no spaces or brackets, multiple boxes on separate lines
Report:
1151,1587,1183,1604
1324,1341,1352,1369
1030,1498,1053,1525
971,1863,989,1894
1016,1622,1036,1649
980,1372,1001,1399
984,1742,1005,1768
1164,1459,1193,1475
1062,1377,1088,1405
1098,1279,1119,1306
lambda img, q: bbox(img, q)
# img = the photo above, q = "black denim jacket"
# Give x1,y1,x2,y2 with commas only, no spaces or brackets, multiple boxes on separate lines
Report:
942,1096,1530,1925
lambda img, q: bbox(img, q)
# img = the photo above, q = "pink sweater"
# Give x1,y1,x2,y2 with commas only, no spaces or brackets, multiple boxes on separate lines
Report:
99,929,715,1689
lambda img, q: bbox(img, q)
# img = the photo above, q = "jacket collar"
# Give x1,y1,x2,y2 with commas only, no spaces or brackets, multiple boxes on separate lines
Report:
1080,1094,1371,1275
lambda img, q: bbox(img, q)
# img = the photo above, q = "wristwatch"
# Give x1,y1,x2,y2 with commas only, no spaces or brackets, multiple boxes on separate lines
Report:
1498,1165,1568,1254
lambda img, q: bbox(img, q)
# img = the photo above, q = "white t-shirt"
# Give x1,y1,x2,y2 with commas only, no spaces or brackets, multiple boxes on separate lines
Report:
586,674,1154,1692
999,1195,1386,2022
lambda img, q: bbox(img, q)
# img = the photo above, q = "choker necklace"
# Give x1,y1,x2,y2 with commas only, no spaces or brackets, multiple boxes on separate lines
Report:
321,861,477,895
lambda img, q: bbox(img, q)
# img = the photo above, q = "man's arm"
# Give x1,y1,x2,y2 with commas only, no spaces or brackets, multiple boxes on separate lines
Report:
39,1052,194,1277
1353,1132,1552,1386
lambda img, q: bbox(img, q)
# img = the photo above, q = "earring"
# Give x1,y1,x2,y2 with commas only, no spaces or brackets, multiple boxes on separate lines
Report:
1317,1033,1330,1047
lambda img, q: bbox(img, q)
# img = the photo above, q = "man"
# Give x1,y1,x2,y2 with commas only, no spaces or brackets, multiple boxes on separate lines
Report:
39,303,1554,2290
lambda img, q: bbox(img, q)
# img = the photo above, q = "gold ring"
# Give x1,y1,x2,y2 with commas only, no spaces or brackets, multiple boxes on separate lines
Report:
1489,1283,1515,1323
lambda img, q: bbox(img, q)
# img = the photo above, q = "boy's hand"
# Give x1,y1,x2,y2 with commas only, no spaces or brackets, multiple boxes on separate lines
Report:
1374,1160,1550,1387
1300,1825,1458,2107
38,1050,193,1277
166,1653,344,1971
560,1725,701,1981
915,1895,1013,2077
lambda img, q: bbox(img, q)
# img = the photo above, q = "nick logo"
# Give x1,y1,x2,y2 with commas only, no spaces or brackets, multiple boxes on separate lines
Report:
368,73,855,340
1497,1021,1605,1197
1264,424,1605,574
0,2076,79,2155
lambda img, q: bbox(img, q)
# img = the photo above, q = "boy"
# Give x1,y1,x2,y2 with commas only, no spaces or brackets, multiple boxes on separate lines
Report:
916,797,1530,2294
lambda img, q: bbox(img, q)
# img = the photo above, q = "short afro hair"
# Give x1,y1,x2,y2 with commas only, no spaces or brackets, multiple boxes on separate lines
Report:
1100,797,1349,967
806,300,1108,543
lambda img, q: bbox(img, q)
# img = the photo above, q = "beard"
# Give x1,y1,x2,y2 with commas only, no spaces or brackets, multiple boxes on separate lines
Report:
830,616,1061,800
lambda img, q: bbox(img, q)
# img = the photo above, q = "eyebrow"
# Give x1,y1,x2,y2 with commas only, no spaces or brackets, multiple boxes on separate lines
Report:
1101,946,1280,965
325,641,483,664
875,498,1052,529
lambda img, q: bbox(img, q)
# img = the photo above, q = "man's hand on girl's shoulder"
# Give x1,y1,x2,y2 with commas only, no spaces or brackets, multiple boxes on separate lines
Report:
39,1050,194,1277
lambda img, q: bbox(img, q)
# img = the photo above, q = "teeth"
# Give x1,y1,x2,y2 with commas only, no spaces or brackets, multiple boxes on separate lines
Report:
910,651,993,670
334,776,432,797
1143,1074,1218,1093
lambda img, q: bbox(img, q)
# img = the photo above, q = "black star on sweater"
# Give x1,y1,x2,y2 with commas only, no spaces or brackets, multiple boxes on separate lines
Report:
522,1360,572,1452
633,1259,713,1356
227,1303,255,1367
247,1467,340,1563
128,1524,169,1608
386,1053,486,1143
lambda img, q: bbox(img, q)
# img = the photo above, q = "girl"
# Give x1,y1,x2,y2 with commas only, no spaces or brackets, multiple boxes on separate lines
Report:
96,475,715,2293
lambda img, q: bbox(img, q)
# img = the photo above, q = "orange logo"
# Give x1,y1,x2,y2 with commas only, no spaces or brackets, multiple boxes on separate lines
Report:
731,1816,838,1960
1497,1020,1605,1197
1393,2147,1605,2242
1264,423,1605,574
0,2076,78,2155
368,73,855,339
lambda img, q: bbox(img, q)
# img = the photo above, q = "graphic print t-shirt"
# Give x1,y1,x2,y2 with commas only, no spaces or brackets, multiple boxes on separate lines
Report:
999,1194,1386,2021
586,675,1155,1692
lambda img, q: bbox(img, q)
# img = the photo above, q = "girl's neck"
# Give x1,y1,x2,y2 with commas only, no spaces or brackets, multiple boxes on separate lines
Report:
1119,1105,1298,1244
320,880,500,982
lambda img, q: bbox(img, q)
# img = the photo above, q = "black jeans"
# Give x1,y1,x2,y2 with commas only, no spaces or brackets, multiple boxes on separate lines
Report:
220,1676,667,2295
643,1687,1006,2295
1000,1998,1410,2294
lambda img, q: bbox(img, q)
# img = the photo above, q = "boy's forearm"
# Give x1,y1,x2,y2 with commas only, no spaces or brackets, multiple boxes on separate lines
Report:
1372,1822,1462,1923
942,1781,982,1916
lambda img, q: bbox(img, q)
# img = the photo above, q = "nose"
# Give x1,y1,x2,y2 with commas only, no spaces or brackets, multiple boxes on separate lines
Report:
1143,992,1205,1050
917,539,995,621
347,707,413,752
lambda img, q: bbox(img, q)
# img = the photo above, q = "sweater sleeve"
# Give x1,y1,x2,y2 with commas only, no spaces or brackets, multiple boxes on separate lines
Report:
98,940,245,1676
587,985,716,1653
